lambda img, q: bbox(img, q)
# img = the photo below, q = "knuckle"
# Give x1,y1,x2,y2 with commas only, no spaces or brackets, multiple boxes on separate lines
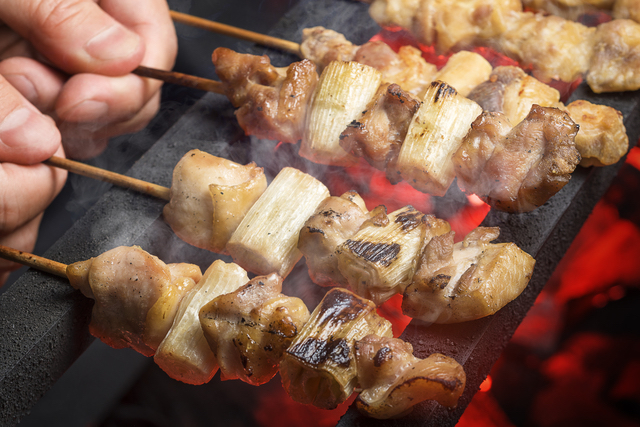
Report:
30,0,87,38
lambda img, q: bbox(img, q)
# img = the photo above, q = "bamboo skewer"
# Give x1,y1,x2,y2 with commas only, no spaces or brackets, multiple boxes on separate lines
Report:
133,66,224,94
44,156,171,201
0,244,67,278
169,10,302,57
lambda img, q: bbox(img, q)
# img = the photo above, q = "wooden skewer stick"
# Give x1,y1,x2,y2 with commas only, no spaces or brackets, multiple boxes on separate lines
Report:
0,244,67,278
133,66,224,94
169,10,302,57
45,156,172,201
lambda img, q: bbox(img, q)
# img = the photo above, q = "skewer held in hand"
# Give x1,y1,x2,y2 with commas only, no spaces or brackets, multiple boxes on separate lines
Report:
133,66,224,94
45,156,171,201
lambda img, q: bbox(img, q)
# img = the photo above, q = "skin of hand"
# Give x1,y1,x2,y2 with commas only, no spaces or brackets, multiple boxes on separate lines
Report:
0,0,178,284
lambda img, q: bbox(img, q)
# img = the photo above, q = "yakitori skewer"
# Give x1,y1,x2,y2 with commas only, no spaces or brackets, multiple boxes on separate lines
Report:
133,65,223,94
0,244,67,278
44,156,171,201
169,10,302,56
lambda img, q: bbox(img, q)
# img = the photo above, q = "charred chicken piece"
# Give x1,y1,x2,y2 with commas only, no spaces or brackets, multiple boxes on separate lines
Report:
565,99,629,166
521,0,615,22
298,191,372,288
212,47,318,143
280,288,393,409
403,227,536,323
66,246,202,357
354,334,466,419
199,273,310,385
339,83,421,172
300,26,361,70
587,18,640,92
154,260,249,385
163,149,267,253
454,105,581,213
336,206,451,305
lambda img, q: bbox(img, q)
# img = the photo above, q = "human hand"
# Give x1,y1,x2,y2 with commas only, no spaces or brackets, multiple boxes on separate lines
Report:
0,77,67,285
0,0,178,159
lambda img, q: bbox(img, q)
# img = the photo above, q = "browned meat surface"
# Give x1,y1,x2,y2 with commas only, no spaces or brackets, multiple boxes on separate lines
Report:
354,334,466,418
298,191,372,287
339,83,420,171
454,105,581,212
522,0,615,20
300,26,360,70
614,0,640,22
199,273,310,385
66,246,201,356
212,47,318,143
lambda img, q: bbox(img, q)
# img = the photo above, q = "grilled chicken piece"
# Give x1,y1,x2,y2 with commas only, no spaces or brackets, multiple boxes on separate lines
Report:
613,0,640,22
154,260,248,385
368,0,523,52
298,191,372,287
498,12,596,82
565,99,629,166
212,47,318,143
587,19,640,92
163,149,267,253
66,246,202,357
300,26,360,70
522,0,615,20
454,105,581,212
340,83,421,172
336,206,451,305
199,273,310,385
432,51,493,97
280,288,393,409
467,66,563,125
354,334,466,418
403,227,535,323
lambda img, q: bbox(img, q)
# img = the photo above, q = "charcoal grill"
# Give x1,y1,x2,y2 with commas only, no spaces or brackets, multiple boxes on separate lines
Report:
1,0,639,425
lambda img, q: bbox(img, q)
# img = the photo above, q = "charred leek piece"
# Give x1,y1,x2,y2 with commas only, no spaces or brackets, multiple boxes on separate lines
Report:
163,149,267,253
335,206,450,305
154,260,249,385
298,191,371,288
199,273,310,385
280,288,393,409
226,167,330,278
403,227,536,323
67,246,202,357
393,81,483,196
354,335,466,419
432,51,492,98
300,61,382,166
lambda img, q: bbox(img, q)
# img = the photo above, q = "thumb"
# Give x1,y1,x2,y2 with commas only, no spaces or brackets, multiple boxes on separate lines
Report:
0,0,145,76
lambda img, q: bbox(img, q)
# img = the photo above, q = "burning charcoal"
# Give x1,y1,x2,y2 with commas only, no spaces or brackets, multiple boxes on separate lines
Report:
565,100,628,167
199,273,310,386
154,260,249,385
279,288,393,409
335,206,451,305
67,246,202,357
226,167,330,278
403,227,535,323
300,60,382,166
390,81,483,196
298,191,372,287
163,149,267,254
354,334,466,419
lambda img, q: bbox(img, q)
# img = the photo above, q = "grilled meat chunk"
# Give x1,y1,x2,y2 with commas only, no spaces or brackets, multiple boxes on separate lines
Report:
354,334,466,419
403,227,535,323
280,288,393,409
199,273,310,385
66,246,202,357
212,47,318,143
163,149,267,253
454,105,581,212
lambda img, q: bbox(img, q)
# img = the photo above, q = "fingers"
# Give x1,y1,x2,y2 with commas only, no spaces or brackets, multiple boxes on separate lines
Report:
0,0,145,75
0,214,44,284
0,145,67,235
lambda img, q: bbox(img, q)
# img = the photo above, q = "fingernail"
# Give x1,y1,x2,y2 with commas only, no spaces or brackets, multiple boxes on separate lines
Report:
84,24,141,61
59,100,109,122
0,107,58,152
3,74,38,105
